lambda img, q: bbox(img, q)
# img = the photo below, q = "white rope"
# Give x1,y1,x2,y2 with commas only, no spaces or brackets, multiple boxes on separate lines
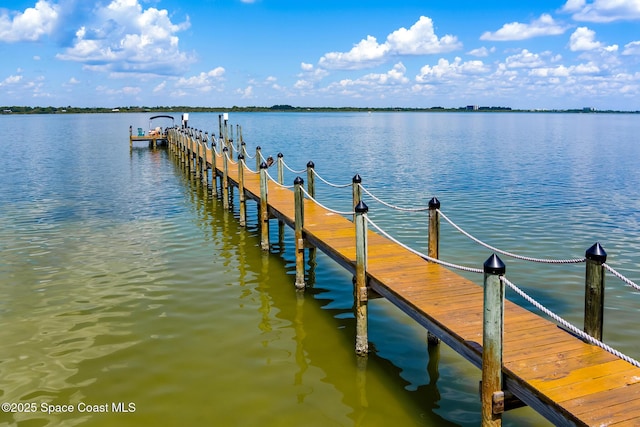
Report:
364,216,484,274
437,209,586,265
264,169,294,189
359,184,431,212
604,263,640,292
243,146,255,159
242,161,257,175
299,187,355,216
281,158,307,174
312,169,352,188
501,276,640,368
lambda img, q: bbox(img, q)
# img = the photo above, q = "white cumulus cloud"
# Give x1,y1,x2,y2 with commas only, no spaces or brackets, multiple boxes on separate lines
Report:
561,0,640,22
318,16,461,70
569,27,618,52
481,14,568,41
55,0,192,76
0,0,59,42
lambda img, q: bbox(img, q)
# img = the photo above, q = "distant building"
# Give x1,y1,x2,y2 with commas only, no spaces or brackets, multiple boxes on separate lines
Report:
466,105,479,111
583,107,596,112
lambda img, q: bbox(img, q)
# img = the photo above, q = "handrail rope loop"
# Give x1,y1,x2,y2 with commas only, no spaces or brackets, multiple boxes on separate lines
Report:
364,216,484,274
311,169,352,188
436,209,586,264
224,150,238,165
264,169,294,188
299,187,355,216
359,184,431,212
243,161,257,174
603,263,640,292
501,276,640,368
243,148,256,159
281,158,307,174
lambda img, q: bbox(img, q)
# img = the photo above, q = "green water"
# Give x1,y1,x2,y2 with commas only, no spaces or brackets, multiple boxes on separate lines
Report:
3,112,640,426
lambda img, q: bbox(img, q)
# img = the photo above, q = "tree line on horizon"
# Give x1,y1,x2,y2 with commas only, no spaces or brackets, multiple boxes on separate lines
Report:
1,105,638,114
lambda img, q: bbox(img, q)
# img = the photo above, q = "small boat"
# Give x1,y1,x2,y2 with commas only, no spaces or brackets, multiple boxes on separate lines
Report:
147,115,175,136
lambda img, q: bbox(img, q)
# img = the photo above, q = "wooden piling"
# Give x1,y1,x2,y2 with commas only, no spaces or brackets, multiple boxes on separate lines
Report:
306,162,316,199
294,177,306,289
256,146,262,172
428,197,440,260
354,201,369,356
211,138,218,197
352,174,362,222
482,254,506,427
238,155,246,226
259,161,269,251
277,153,285,247
222,147,229,210
584,242,607,340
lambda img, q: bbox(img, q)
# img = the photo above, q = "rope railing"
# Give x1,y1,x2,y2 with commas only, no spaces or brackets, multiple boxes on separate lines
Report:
501,275,640,368
299,186,355,216
437,209,586,265
359,184,431,212
364,216,484,274
264,168,294,189
604,263,640,292
311,169,352,189
281,158,307,174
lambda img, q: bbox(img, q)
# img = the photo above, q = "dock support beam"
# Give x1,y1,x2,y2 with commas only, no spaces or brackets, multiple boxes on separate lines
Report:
354,201,369,356
427,197,441,346
352,174,362,223
294,177,306,289
584,242,607,341
259,161,269,251
482,254,506,427
222,147,229,210
238,155,246,227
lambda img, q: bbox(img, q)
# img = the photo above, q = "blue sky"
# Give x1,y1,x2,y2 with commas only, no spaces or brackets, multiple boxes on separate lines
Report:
1,0,640,110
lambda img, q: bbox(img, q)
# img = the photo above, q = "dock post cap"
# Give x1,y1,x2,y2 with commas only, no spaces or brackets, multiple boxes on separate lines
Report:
428,197,440,209
256,145,261,150
355,201,369,214
585,242,607,263
352,174,362,184
241,141,246,146
222,146,229,152
260,161,269,169
238,154,245,160
484,254,506,275
277,152,284,158
307,161,315,168
294,176,304,185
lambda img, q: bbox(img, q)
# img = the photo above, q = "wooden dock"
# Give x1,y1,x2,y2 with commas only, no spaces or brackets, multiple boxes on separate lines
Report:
165,126,640,426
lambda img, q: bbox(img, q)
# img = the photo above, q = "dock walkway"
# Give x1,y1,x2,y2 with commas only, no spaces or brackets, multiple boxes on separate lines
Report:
167,127,640,426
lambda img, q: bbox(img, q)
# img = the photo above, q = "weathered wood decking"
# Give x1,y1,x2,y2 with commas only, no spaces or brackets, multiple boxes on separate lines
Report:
170,131,640,426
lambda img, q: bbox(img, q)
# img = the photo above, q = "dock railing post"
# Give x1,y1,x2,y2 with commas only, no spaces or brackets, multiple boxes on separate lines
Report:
238,154,246,227
584,242,607,341
306,162,316,199
222,147,229,210
352,174,362,223
294,177,306,289
427,197,441,346
306,161,317,265
259,161,270,251
256,146,262,172
354,201,369,356
428,197,440,260
211,138,218,197
482,254,506,427
277,153,285,247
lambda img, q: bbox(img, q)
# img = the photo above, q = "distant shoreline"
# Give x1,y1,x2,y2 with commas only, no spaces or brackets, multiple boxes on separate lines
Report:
2,105,639,114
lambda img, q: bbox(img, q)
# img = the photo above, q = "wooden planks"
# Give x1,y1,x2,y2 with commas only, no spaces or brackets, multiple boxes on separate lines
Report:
191,142,640,426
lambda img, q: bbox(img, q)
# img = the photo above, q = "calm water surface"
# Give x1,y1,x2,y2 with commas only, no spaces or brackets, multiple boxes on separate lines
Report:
1,112,639,426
